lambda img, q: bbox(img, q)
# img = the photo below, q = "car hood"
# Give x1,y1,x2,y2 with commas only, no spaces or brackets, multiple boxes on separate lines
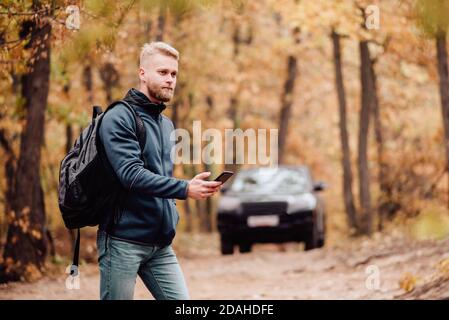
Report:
223,193,294,202
219,192,317,213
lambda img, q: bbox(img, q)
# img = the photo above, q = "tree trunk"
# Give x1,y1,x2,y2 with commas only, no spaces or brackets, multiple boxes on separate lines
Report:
202,162,214,233
369,57,389,230
183,165,195,233
1,18,51,282
0,128,16,242
99,62,120,103
278,55,298,165
172,100,179,130
156,6,166,41
183,196,193,233
202,96,216,233
358,40,373,235
224,97,240,173
225,24,243,174
278,27,300,165
179,142,194,233
171,82,187,130
195,195,205,232
436,30,449,208
331,31,358,232
145,20,152,42
82,64,94,105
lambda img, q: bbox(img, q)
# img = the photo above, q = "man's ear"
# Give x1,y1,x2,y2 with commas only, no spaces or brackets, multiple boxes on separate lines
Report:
138,67,146,82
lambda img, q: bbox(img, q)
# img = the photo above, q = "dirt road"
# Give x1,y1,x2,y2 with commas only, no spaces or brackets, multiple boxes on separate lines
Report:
1,232,448,300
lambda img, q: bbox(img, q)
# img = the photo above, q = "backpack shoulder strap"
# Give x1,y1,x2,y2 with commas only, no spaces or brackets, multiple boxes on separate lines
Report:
106,100,147,166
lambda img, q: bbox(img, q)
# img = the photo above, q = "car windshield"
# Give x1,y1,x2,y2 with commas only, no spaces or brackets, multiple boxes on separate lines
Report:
230,167,311,194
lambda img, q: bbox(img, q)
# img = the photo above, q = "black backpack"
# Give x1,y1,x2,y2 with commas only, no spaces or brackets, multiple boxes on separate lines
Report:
58,100,147,275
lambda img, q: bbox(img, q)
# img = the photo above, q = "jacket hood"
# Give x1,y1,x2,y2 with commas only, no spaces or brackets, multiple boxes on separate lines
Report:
123,88,167,116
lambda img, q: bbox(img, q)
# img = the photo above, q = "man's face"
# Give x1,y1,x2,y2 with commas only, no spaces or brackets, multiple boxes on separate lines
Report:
139,53,178,103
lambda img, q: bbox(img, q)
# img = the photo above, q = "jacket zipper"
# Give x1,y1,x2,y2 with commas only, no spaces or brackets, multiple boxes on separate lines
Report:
157,114,168,236
158,114,165,176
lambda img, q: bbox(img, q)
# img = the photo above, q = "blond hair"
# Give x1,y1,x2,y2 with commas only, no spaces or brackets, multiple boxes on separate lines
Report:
139,42,179,67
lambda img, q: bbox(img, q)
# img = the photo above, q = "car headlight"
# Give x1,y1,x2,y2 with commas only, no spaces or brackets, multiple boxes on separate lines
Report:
217,196,241,212
287,193,317,214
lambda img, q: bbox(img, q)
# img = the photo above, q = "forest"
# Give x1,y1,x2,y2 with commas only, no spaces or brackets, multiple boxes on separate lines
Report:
1,0,449,299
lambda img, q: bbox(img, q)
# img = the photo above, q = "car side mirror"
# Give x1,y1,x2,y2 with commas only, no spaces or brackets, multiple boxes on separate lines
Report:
313,181,327,192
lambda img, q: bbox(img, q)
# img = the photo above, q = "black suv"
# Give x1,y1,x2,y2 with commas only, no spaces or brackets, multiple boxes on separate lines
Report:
217,166,326,255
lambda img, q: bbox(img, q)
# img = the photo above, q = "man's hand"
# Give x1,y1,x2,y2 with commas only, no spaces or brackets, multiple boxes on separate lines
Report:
187,172,222,200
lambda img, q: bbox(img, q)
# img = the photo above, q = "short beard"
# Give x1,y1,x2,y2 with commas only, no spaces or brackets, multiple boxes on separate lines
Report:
147,83,173,103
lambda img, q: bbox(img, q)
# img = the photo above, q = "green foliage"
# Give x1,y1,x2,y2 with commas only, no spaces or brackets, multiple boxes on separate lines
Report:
416,0,449,36
410,205,449,240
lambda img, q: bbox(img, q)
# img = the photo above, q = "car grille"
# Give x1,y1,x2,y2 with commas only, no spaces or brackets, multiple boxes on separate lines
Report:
241,201,288,216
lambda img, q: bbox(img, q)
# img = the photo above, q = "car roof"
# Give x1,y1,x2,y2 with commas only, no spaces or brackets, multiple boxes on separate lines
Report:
238,165,310,173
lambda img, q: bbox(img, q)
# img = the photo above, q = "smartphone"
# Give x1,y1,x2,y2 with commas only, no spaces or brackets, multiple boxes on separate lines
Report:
213,171,234,184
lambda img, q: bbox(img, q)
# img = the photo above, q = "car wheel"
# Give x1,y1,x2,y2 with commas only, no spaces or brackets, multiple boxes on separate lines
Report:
220,236,234,255
239,242,252,253
317,237,325,248
304,223,319,251
317,212,326,248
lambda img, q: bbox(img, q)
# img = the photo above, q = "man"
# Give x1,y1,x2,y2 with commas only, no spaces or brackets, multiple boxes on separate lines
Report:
97,42,221,300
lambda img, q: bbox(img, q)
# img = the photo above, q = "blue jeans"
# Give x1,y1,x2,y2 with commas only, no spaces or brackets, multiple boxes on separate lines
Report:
96,229,189,300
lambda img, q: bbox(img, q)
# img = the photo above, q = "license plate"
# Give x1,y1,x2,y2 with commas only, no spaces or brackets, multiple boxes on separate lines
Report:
247,215,280,227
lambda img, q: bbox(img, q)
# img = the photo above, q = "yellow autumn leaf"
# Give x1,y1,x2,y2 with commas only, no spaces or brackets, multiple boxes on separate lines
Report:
436,259,449,275
399,273,417,293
